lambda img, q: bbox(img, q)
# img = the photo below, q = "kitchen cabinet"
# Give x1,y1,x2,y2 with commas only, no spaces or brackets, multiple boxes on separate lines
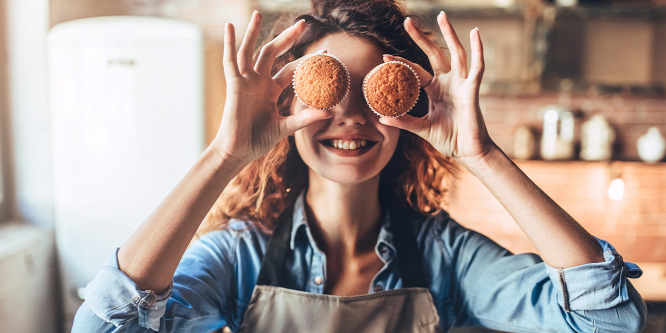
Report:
542,5,666,93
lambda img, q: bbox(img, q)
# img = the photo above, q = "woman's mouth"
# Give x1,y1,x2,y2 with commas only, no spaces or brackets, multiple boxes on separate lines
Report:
319,138,378,156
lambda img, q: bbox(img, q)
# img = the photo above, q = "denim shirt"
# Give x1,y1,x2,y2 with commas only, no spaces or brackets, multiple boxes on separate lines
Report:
73,193,646,332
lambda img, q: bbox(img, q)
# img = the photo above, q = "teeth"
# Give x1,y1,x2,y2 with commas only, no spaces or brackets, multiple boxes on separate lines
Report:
330,139,368,150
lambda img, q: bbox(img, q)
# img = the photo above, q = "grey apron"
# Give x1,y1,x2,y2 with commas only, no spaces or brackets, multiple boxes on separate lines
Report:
237,198,441,333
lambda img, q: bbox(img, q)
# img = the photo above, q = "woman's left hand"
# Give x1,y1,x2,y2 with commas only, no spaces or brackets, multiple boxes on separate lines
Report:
379,12,494,166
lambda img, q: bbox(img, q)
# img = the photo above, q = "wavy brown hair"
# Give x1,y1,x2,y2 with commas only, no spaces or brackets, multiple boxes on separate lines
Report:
198,0,456,236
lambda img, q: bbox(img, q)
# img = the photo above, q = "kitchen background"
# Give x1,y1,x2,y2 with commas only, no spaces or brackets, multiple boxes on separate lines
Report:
1,0,665,332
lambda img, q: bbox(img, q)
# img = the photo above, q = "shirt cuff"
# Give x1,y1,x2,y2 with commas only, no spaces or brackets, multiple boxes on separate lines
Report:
84,248,172,331
544,237,642,312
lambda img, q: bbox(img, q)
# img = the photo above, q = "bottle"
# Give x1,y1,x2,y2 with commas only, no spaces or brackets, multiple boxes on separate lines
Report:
637,127,666,163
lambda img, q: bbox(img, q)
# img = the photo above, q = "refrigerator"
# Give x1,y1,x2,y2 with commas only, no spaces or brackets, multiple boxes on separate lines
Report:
47,16,204,329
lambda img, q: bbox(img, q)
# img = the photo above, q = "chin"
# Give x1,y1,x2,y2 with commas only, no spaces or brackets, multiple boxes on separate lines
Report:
308,163,381,186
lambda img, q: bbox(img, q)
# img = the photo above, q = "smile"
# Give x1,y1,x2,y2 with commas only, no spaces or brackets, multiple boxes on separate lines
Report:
323,139,373,150
319,138,378,156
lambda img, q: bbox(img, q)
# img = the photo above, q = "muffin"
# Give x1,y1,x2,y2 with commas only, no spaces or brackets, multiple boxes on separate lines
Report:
293,53,350,110
363,61,420,118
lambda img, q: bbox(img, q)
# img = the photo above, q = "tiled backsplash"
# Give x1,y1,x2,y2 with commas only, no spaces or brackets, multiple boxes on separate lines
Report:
447,160,666,263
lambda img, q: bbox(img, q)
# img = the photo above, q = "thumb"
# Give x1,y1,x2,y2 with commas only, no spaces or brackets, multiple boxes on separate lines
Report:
379,115,429,139
281,108,333,136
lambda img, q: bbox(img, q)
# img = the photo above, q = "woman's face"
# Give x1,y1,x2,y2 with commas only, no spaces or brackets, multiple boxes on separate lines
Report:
293,33,401,185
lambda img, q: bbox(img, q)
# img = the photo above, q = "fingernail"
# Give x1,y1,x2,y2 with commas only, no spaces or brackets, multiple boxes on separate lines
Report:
383,54,395,59
378,117,387,124
440,11,445,16
474,27,479,31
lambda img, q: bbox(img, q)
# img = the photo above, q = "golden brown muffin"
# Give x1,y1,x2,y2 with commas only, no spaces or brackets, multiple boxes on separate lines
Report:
293,53,349,110
363,61,420,118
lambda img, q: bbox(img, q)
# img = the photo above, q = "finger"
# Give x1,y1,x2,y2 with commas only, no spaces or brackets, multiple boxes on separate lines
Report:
437,12,468,78
469,28,485,86
383,54,434,88
237,11,262,75
272,56,307,89
280,108,333,136
378,114,430,139
223,23,241,79
254,19,306,75
404,17,451,74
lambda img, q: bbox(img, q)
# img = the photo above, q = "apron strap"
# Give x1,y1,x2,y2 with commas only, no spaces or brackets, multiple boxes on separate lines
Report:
256,205,294,288
256,195,427,289
384,193,427,289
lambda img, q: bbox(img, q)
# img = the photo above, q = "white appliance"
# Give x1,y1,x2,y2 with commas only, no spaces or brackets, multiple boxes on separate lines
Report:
47,16,204,329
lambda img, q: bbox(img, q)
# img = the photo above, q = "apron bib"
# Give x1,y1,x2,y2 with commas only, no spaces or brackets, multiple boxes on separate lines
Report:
237,198,441,333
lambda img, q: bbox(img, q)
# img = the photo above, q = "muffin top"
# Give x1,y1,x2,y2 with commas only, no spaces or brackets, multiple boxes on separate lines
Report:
363,61,420,118
293,53,349,110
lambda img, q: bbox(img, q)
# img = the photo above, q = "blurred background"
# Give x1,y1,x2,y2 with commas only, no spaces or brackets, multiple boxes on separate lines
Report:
0,0,665,332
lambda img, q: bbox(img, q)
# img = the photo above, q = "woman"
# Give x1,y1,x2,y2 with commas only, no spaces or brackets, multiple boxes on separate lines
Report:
73,0,646,332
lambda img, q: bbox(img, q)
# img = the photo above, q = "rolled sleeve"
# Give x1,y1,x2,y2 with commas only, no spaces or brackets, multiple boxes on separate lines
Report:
545,238,643,312
84,248,171,331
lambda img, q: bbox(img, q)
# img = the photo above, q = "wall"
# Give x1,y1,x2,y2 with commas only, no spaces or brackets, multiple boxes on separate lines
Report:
7,0,54,228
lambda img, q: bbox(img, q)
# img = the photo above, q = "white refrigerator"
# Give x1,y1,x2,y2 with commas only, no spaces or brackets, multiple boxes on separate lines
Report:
47,16,204,328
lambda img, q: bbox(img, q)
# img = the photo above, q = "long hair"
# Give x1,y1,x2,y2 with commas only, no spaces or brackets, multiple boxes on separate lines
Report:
197,0,456,236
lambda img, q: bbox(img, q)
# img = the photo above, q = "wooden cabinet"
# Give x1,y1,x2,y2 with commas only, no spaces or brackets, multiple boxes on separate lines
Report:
543,5,666,93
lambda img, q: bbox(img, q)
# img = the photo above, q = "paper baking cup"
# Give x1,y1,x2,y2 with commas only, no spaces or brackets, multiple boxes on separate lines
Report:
292,51,350,111
362,60,421,118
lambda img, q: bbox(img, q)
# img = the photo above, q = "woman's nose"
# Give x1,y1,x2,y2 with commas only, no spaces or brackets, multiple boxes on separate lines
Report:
331,88,371,125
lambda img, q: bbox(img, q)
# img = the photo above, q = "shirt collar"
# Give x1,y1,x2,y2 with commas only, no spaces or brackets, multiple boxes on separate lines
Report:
289,190,397,259
376,211,397,262
289,191,310,250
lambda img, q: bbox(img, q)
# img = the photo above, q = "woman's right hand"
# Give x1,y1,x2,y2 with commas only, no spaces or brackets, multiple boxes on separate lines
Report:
213,11,333,167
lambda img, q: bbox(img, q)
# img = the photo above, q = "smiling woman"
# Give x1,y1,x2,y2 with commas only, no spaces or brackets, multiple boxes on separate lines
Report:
72,0,646,332
199,7,454,233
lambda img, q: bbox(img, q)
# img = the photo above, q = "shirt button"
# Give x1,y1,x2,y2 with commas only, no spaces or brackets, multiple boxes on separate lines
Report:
314,276,323,285
374,284,384,292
